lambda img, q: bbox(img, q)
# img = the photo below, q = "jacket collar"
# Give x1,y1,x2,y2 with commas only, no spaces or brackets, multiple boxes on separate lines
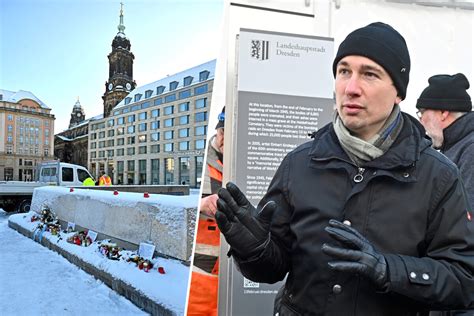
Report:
440,111,474,152
308,112,431,170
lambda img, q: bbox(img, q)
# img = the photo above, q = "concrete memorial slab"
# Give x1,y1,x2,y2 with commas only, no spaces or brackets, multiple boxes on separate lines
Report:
31,186,198,262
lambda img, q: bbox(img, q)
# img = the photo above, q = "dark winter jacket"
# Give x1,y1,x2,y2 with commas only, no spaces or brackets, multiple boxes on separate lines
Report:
441,111,474,208
235,113,474,315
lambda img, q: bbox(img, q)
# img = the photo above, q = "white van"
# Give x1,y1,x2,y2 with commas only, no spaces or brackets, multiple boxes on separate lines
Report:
0,161,93,212
38,161,92,186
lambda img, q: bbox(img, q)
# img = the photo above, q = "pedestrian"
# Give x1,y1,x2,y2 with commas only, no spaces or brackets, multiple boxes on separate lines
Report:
187,106,225,316
98,171,111,186
416,73,474,316
416,73,473,205
215,22,474,315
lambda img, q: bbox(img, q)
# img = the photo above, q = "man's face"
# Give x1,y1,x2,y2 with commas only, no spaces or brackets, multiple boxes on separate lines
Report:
418,109,444,148
215,128,224,154
335,56,401,141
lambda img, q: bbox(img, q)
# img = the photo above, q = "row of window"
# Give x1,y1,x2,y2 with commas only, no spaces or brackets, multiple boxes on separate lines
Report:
6,134,49,145
113,157,197,172
98,155,204,185
90,125,208,149
90,139,206,158
9,115,50,127
7,125,49,136
91,114,208,140
19,137,49,145
2,106,46,114
98,98,207,131
104,157,199,173
4,145,49,156
93,124,207,140
123,82,209,107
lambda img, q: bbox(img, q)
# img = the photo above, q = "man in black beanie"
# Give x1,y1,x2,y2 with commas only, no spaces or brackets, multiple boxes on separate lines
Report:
214,22,474,315
417,72,473,235
416,73,474,316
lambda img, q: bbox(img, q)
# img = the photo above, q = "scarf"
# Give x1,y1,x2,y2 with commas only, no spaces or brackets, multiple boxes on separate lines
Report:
333,104,404,165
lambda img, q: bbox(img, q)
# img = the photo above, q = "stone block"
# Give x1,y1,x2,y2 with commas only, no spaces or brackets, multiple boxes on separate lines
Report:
31,186,198,262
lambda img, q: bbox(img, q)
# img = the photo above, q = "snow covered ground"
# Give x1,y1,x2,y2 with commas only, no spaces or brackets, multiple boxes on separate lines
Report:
0,209,147,315
3,209,191,315
190,188,200,195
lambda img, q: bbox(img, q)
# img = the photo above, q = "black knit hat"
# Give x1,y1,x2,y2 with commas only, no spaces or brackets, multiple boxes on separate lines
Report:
333,22,411,100
215,106,225,129
416,73,472,112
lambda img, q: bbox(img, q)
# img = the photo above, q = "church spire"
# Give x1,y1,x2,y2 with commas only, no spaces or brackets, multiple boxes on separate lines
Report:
104,1,135,118
117,2,126,34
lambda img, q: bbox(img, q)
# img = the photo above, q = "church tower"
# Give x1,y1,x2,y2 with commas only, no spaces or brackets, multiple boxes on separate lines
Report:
102,3,136,117
69,98,85,128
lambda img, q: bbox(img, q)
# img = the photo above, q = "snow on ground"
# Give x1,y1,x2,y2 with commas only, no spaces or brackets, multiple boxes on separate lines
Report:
6,209,191,315
0,209,147,315
190,189,200,195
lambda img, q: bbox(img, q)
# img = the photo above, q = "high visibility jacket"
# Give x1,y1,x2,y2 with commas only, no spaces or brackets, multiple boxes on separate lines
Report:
82,177,95,186
99,175,111,186
187,139,222,316
187,214,220,316
201,136,223,196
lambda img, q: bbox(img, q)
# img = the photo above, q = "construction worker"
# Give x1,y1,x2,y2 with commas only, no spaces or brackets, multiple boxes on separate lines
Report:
187,107,225,316
98,171,111,186
82,177,95,186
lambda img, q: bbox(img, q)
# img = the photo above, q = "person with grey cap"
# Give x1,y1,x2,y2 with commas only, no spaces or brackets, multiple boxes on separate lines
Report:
214,22,474,314
416,73,473,207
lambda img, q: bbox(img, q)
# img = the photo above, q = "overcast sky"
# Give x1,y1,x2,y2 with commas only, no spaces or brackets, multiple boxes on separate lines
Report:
0,0,224,132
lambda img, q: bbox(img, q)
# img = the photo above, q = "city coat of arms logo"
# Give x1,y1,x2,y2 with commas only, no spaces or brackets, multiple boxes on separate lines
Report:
251,40,269,61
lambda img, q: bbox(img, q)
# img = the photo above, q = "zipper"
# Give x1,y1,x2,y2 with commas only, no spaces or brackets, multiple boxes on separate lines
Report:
353,167,365,183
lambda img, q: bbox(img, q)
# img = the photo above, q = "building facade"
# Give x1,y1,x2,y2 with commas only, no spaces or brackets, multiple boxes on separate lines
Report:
88,60,215,187
0,89,55,181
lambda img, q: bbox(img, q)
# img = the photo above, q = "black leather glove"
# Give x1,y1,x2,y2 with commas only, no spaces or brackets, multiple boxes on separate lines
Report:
215,182,277,259
322,219,388,289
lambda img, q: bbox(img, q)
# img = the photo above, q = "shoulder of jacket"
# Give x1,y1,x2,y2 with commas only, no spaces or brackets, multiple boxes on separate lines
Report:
285,124,333,157
421,146,459,175
452,139,474,165
456,133,474,150
284,140,313,160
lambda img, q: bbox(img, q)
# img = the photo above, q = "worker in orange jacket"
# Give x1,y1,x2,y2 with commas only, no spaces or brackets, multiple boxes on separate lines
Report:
98,171,112,186
187,107,225,316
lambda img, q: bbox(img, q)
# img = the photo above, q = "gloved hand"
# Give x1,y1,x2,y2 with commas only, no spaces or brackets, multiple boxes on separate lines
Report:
322,219,388,289
215,182,277,259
